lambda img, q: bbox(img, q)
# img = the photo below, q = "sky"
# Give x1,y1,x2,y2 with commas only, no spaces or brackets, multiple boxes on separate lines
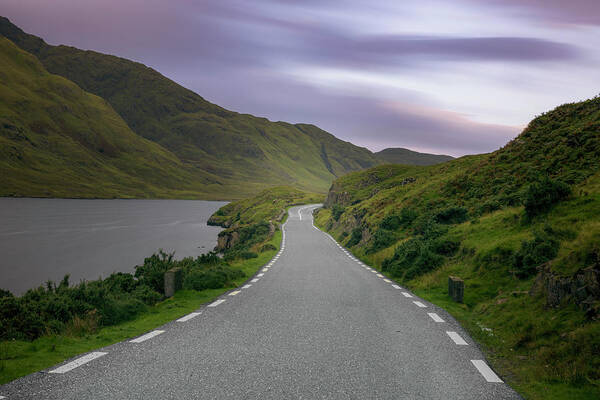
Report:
3,0,600,156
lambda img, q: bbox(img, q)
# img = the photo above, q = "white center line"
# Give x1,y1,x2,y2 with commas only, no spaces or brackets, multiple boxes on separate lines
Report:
208,299,226,307
228,290,241,296
49,352,107,374
250,278,260,283
427,313,445,322
471,360,503,382
402,292,413,297
176,312,201,322
392,284,401,289
447,331,468,345
242,284,252,289
413,301,427,308
130,330,165,343
383,279,392,283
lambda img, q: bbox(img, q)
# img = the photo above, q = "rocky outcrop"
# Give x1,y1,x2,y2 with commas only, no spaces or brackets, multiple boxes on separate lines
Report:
215,230,239,251
324,184,352,208
530,263,600,318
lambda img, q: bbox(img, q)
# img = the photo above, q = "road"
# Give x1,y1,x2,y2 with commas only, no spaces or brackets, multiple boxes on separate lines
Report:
0,205,521,399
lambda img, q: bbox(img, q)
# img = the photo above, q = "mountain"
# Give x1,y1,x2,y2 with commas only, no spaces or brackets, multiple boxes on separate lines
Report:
0,17,382,198
0,36,220,198
375,147,453,166
315,97,600,399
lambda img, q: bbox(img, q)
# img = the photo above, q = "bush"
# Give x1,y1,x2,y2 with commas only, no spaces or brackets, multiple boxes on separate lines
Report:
331,204,345,221
260,243,277,252
435,206,468,224
380,215,401,230
523,177,571,219
134,250,175,294
183,266,244,291
399,208,418,228
346,228,363,247
512,230,560,278
382,238,444,280
368,229,397,253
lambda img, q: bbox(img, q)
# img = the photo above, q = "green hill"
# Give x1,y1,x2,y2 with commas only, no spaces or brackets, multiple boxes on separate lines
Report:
0,37,222,199
375,147,453,166
0,17,382,198
315,97,600,399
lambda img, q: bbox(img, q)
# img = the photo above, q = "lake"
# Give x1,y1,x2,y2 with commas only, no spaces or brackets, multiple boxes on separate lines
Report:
0,198,227,295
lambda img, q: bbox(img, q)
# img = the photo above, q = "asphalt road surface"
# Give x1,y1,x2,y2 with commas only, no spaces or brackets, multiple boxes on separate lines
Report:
0,205,521,399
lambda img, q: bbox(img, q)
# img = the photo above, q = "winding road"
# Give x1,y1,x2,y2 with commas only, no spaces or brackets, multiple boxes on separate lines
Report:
0,205,521,399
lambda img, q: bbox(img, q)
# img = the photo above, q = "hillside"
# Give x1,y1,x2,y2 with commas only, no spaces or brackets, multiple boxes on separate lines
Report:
0,37,218,199
0,17,382,198
375,147,453,166
315,97,600,399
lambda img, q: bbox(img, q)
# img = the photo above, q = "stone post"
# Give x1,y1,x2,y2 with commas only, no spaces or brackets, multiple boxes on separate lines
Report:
164,267,183,298
448,276,464,303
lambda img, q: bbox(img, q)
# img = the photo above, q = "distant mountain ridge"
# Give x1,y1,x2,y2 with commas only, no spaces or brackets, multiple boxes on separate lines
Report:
1,16,455,199
375,148,453,166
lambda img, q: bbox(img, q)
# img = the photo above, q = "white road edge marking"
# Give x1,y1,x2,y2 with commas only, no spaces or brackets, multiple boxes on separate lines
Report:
392,284,401,289
471,360,503,383
262,268,269,272
377,274,384,278
402,292,413,297
49,352,107,374
242,284,252,289
208,299,226,307
130,330,165,343
251,278,260,283
229,290,241,296
413,301,427,308
427,313,445,322
257,273,264,277
383,279,392,283
177,312,201,322
446,331,468,345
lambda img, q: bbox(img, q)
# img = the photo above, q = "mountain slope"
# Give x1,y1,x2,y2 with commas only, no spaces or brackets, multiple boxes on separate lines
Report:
0,17,382,197
0,37,220,198
315,97,600,399
375,147,453,165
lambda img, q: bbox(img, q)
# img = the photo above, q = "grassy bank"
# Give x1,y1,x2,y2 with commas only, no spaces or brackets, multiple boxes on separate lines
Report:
0,230,281,384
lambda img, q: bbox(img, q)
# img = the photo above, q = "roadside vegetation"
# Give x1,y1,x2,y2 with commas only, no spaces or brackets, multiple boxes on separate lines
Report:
0,186,321,384
315,97,600,400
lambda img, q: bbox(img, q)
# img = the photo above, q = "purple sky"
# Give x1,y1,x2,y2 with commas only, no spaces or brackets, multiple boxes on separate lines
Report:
3,0,600,156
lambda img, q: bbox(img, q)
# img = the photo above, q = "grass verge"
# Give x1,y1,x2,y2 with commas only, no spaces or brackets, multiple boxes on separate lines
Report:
0,230,281,384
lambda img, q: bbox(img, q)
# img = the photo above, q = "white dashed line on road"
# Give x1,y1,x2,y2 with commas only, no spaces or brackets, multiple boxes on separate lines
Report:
242,284,252,289
176,312,201,322
383,279,392,283
229,290,241,296
402,292,413,297
413,301,427,308
251,278,260,283
130,330,165,343
208,299,226,307
257,273,264,277
392,284,401,289
446,331,468,345
49,352,107,374
427,313,445,322
471,360,503,382
377,274,384,278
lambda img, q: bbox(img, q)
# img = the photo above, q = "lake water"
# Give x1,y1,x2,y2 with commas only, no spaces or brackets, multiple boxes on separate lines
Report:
0,198,227,295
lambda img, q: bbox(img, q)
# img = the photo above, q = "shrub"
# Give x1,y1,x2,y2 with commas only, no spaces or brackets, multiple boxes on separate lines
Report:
512,230,560,278
134,250,175,294
435,206,468,224
368,229,397,253
523,177,571,219
331,204,345,221
183,266,244,291
380,215,401,230
260,243,277,252
346,228,363,247
382,238,444,280
399,208,418,227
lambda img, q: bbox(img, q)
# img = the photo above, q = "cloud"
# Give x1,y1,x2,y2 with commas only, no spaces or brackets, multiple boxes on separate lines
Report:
474,0,600,26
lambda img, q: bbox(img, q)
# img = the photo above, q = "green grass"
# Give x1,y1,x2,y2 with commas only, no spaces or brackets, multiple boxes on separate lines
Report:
0,230,282,384
314,97,600,399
